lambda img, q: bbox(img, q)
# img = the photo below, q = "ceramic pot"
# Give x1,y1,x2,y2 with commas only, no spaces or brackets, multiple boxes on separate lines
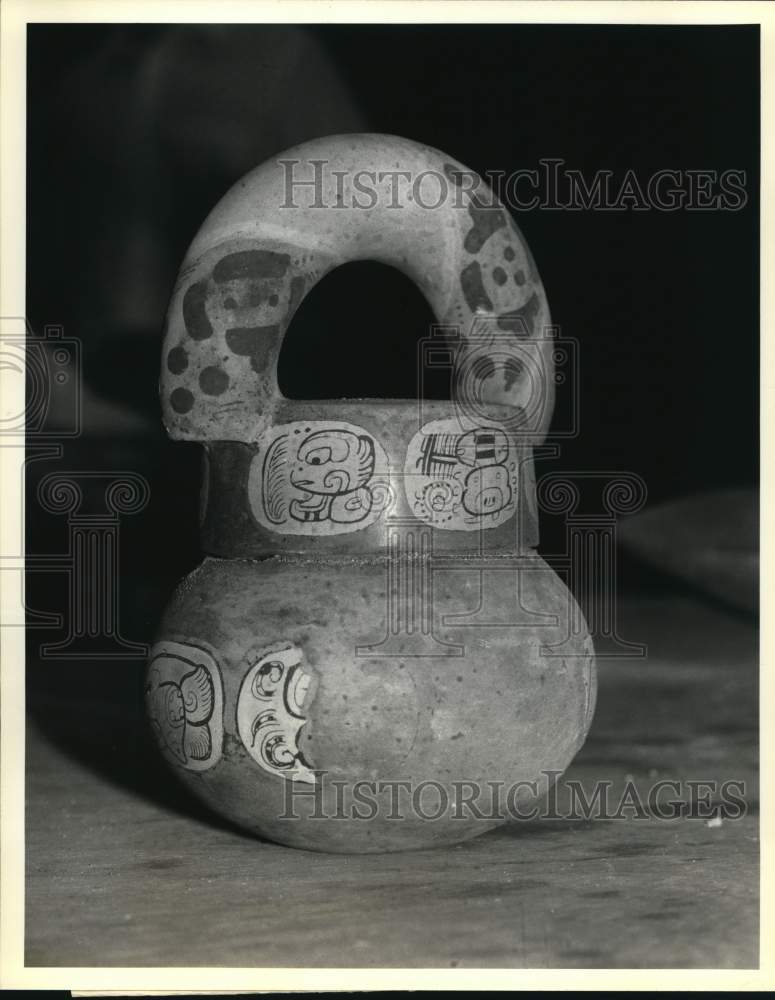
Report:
146,133,596,853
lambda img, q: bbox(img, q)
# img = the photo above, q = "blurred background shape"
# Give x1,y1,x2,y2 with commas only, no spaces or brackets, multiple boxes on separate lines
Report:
618,488,758,615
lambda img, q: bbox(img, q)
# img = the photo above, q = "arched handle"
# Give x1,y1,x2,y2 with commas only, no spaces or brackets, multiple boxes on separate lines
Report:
161,133,553,444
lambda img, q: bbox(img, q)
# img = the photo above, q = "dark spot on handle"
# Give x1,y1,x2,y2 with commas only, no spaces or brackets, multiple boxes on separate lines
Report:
166,345,188,374
460,261,493,313
514,269,526,286
464,201,506,254
170,387,194,414
225,325,280,374
199,366,230,396
492,266,508,286
503,245,516,262
496,292,541,337
182,281,213,341
214,250,290,282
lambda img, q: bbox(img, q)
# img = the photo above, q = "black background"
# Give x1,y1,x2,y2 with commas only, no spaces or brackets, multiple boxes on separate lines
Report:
26,23,759,597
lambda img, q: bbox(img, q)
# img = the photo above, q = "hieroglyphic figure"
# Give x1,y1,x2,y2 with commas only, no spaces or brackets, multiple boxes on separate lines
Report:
289,430,376,524
145,641,224,771
236,644,317,784
405,421,518,530
250,421,392,535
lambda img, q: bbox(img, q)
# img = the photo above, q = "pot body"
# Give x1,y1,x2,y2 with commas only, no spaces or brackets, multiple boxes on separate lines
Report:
146,553,596,853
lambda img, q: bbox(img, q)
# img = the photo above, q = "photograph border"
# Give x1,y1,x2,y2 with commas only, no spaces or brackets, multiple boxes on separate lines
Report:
1,0,771,991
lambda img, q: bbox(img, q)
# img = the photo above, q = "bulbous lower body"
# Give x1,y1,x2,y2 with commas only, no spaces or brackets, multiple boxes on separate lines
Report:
145,553,596,853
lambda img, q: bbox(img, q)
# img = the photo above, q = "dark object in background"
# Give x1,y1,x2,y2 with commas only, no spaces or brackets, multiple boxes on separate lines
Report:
618,489,759,615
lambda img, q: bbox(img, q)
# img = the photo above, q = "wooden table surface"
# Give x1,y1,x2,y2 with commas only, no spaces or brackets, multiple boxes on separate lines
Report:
25,596,758,968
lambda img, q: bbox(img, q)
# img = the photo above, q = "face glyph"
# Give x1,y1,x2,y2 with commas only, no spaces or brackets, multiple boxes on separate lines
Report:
290,430,375,496
250,421,393,535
